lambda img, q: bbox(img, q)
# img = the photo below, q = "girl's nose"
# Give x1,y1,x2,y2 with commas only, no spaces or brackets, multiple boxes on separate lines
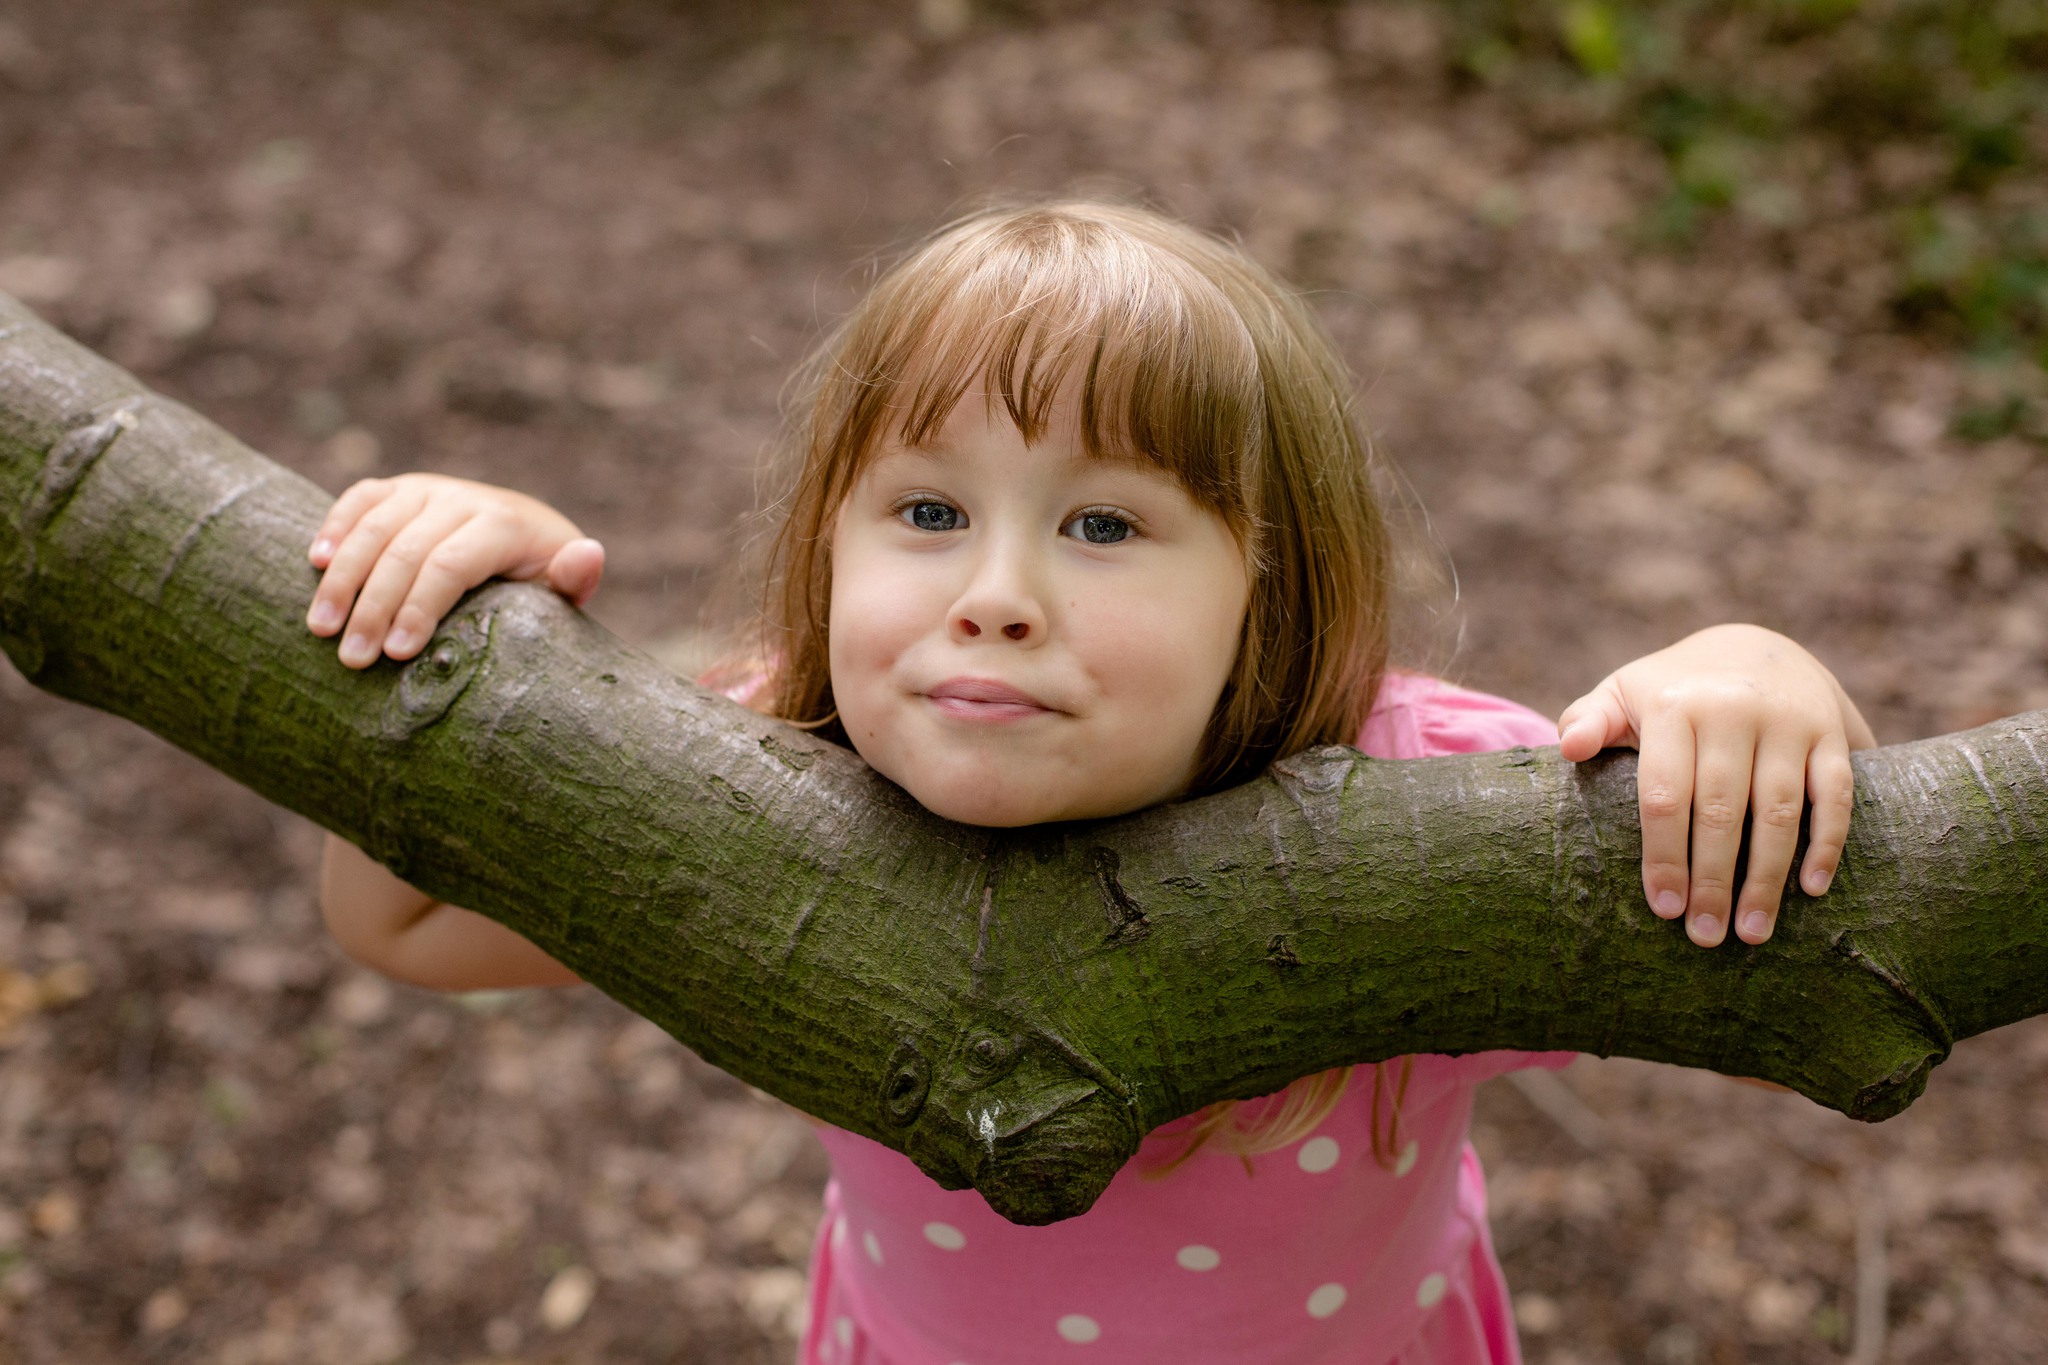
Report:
957,617,1032,641
948,550,1047,645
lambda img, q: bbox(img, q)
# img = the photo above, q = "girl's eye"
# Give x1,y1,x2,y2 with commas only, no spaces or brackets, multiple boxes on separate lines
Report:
903,501,961,532
1067,512,1132,545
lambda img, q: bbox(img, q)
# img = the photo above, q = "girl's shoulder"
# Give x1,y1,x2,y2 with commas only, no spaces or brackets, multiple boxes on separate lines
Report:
1357,670,1559,761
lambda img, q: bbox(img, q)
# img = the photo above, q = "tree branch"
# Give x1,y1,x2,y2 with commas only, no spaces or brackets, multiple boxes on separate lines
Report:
4,290,2045,1226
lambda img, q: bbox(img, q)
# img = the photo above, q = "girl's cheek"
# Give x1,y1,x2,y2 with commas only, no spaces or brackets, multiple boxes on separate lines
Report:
1076,593,1185,678
831,560,947,702
835,577,930,664
1085,575,1242,714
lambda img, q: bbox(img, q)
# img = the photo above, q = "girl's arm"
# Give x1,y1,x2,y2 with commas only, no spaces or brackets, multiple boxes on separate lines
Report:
320,834,579,989
307,471,602,991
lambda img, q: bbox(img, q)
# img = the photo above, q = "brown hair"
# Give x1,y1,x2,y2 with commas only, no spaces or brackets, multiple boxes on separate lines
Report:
732,200,1410,1165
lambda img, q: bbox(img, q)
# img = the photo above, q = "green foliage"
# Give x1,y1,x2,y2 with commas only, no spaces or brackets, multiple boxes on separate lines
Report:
1437,0,2048,438
1559,0,1630,76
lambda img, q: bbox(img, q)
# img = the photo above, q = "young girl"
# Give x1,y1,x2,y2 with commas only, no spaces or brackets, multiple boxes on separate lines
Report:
306,203,1873,1364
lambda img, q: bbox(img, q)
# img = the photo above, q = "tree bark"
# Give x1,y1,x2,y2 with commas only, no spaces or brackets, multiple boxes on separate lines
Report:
3,290,2045,1226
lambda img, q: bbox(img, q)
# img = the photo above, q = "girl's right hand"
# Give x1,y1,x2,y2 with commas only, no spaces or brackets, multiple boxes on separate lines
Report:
305,473,604,669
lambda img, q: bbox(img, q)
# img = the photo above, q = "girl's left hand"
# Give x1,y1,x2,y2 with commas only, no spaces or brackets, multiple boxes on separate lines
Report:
305,474,602,669
1556,624,1875,949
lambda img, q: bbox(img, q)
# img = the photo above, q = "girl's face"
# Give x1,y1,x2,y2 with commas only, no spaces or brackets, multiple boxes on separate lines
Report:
828,391,1251,826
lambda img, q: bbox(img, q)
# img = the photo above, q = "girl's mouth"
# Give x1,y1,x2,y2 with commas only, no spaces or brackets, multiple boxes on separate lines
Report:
924,677,1056,723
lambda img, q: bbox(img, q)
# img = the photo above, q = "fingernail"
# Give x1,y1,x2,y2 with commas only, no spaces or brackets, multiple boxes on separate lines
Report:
340,633,373,664
1806,869,1832,896
310,538,333,561
1654,890,1684,918
1691,914,1721,944
308,601,341,632
1740,910,1770,941
385,627,416,655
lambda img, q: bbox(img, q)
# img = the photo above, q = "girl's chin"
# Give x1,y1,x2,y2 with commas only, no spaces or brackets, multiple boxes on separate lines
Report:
897,774,1165,827
886,767,1070,826
856,742,1186,826
911,788,1065,828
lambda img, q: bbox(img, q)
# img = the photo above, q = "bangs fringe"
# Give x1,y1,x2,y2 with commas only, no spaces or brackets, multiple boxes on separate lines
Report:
865,210,1271,540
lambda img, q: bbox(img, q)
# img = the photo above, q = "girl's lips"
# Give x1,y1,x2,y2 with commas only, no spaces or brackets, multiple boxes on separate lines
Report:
924,677,1055,723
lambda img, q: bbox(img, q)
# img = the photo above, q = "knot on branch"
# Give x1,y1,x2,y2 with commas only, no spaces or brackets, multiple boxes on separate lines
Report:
884,1016,1141,1225
879,1038,931,1126
964,1031,1024,1081
1827,928,1953,1121
382,607,492,740
1830,929,1956,1054
1270,745,1357,837
0,404,136,677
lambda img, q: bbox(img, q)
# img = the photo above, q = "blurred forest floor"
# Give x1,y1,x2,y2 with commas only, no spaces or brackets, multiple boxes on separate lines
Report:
3,1,2048,1362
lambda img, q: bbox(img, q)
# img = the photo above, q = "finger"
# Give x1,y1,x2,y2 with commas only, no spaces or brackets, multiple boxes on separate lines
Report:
309,478,398,568
380,515,514,660
1557,680,1633,762
1685,725,1757,948
545,538,606,607
1633,708,1695,923
307,483,428,639
335,504,474,668
1800,731,1855,897
1733,735,1809,944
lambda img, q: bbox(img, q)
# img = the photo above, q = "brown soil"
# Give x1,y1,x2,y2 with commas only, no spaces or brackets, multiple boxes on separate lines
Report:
3,2,2047,1362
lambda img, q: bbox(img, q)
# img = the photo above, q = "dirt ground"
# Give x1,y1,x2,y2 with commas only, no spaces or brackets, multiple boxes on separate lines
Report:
4,1,2048,1362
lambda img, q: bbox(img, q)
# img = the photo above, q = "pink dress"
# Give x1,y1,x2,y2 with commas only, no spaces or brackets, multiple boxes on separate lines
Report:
797,674,1570,1365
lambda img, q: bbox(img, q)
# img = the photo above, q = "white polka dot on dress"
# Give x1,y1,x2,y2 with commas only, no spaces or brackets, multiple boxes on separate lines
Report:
1306,1283,1348,1319
1416,1272,1448,1308
831,1216,848,1250
1394,1139,1420,1177
1056,1313,1102,1343
834,1315,855,1348
924,1221,967,1251
1175,1244,1221,1272
1296,1135,1340,1173
863,1230,885,1265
